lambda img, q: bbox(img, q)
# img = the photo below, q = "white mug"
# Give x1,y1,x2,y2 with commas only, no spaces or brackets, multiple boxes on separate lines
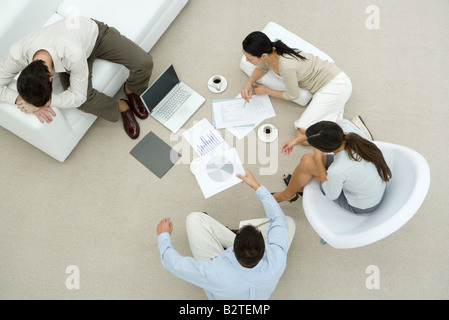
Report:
263,124,274,136
212,76,222,91
258,124,278,143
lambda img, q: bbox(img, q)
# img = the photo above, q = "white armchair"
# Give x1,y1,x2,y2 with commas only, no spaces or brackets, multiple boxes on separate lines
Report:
302,141,431,249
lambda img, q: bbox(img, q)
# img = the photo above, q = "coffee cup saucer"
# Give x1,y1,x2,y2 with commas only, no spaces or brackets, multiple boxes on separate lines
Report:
208,75,227,93
258,124,278,143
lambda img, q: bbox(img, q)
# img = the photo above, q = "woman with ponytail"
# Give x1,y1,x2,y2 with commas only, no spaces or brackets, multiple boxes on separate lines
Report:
241,31,353,147
273,120,391,214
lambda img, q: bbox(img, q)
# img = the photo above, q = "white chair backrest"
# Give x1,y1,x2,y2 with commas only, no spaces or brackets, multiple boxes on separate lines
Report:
366,142,430,226
302,141,430,248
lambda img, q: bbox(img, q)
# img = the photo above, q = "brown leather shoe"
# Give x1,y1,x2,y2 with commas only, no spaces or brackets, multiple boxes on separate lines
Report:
124,83,148,119
120,100,140,139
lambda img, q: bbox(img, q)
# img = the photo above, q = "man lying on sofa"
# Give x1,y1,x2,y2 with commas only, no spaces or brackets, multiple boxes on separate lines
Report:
0,16,153,139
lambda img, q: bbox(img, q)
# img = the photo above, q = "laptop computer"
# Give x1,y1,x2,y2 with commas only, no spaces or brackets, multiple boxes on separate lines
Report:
140,64,206,133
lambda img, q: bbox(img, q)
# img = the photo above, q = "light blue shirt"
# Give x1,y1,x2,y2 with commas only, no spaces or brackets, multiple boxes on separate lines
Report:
321,119,387,209
322,145,387,209
157,186,289,300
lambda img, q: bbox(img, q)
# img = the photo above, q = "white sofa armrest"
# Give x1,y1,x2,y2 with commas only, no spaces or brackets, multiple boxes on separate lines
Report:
0,100,95,162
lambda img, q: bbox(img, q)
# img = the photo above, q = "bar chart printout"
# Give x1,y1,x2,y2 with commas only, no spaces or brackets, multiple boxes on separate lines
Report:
182,118,226,157
197,130,222,156
182,118,245,198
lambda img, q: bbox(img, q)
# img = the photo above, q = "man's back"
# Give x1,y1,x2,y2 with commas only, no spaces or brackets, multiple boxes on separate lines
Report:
157,184,291,300
197,243,287,300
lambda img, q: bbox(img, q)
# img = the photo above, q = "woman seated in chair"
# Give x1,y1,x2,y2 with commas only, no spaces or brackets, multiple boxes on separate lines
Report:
273,120,392,214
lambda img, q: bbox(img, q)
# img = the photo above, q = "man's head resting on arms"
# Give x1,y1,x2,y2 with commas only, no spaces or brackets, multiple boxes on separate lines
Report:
17,60,52,107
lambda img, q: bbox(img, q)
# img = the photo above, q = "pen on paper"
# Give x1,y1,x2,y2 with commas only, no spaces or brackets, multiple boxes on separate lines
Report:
243,86,253,108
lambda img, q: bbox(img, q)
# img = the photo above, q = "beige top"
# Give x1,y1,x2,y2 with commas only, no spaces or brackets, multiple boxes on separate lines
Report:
0,17,99,108
257,51,342,99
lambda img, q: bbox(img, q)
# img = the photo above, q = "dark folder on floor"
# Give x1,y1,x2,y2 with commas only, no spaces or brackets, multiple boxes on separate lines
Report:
130,131,181,178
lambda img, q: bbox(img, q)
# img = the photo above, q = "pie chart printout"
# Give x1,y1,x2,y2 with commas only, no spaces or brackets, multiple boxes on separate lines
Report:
207,156,234,183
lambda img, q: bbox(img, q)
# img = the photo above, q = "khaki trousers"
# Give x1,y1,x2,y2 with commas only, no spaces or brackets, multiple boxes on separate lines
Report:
186,212,296,261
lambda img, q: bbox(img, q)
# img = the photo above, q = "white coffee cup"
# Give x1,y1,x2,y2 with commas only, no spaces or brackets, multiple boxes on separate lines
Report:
262,124,274,136
258,124,278,143
212,76,222,91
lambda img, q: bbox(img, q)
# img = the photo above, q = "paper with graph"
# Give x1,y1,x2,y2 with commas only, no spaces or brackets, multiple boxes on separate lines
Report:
190,146,245,198
183,118,228,157
183,118,245,198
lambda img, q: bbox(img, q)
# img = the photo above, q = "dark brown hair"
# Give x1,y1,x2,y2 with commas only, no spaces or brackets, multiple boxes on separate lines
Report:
306,121,392,182
243,31,307,61
17,60,52,107
234,225,265,268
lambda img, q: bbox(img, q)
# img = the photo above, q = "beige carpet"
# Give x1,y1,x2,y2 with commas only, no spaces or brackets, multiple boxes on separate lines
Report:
1,0,448,300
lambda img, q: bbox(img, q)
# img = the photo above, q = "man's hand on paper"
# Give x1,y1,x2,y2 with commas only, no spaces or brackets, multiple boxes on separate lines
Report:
237,169,260,191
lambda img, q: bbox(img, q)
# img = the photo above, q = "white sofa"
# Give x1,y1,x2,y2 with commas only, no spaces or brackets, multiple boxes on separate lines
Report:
0,0,189,162
240,21,334,107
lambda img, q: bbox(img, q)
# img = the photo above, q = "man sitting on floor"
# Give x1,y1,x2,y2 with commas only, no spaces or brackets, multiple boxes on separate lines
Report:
156,169,296,300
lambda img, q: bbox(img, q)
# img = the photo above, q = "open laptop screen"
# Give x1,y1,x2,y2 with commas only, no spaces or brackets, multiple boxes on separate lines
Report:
141,65,180,112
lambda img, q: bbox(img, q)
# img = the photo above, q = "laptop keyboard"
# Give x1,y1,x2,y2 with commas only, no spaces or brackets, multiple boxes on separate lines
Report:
153,86,192,121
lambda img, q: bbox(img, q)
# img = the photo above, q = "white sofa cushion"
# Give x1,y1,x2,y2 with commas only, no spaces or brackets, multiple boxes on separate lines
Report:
56,0,181,50
56,0,188,96
240,22,334,107
0,0,61,59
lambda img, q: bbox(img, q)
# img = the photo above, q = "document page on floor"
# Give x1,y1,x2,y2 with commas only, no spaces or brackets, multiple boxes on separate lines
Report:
183,118,245,198
212,94,276,139
191,146,245,198
212,94,275,130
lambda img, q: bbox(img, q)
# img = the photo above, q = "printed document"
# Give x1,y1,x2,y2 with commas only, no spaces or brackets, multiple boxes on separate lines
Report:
212,94,275,130
212,94,276,139
183,118,245,198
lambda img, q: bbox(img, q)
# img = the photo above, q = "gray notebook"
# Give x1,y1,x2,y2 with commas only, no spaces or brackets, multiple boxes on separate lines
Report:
130,131,181,178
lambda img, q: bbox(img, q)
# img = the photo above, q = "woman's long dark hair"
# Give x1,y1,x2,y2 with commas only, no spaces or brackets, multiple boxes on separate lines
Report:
242,31,307,61
306,121,392,182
